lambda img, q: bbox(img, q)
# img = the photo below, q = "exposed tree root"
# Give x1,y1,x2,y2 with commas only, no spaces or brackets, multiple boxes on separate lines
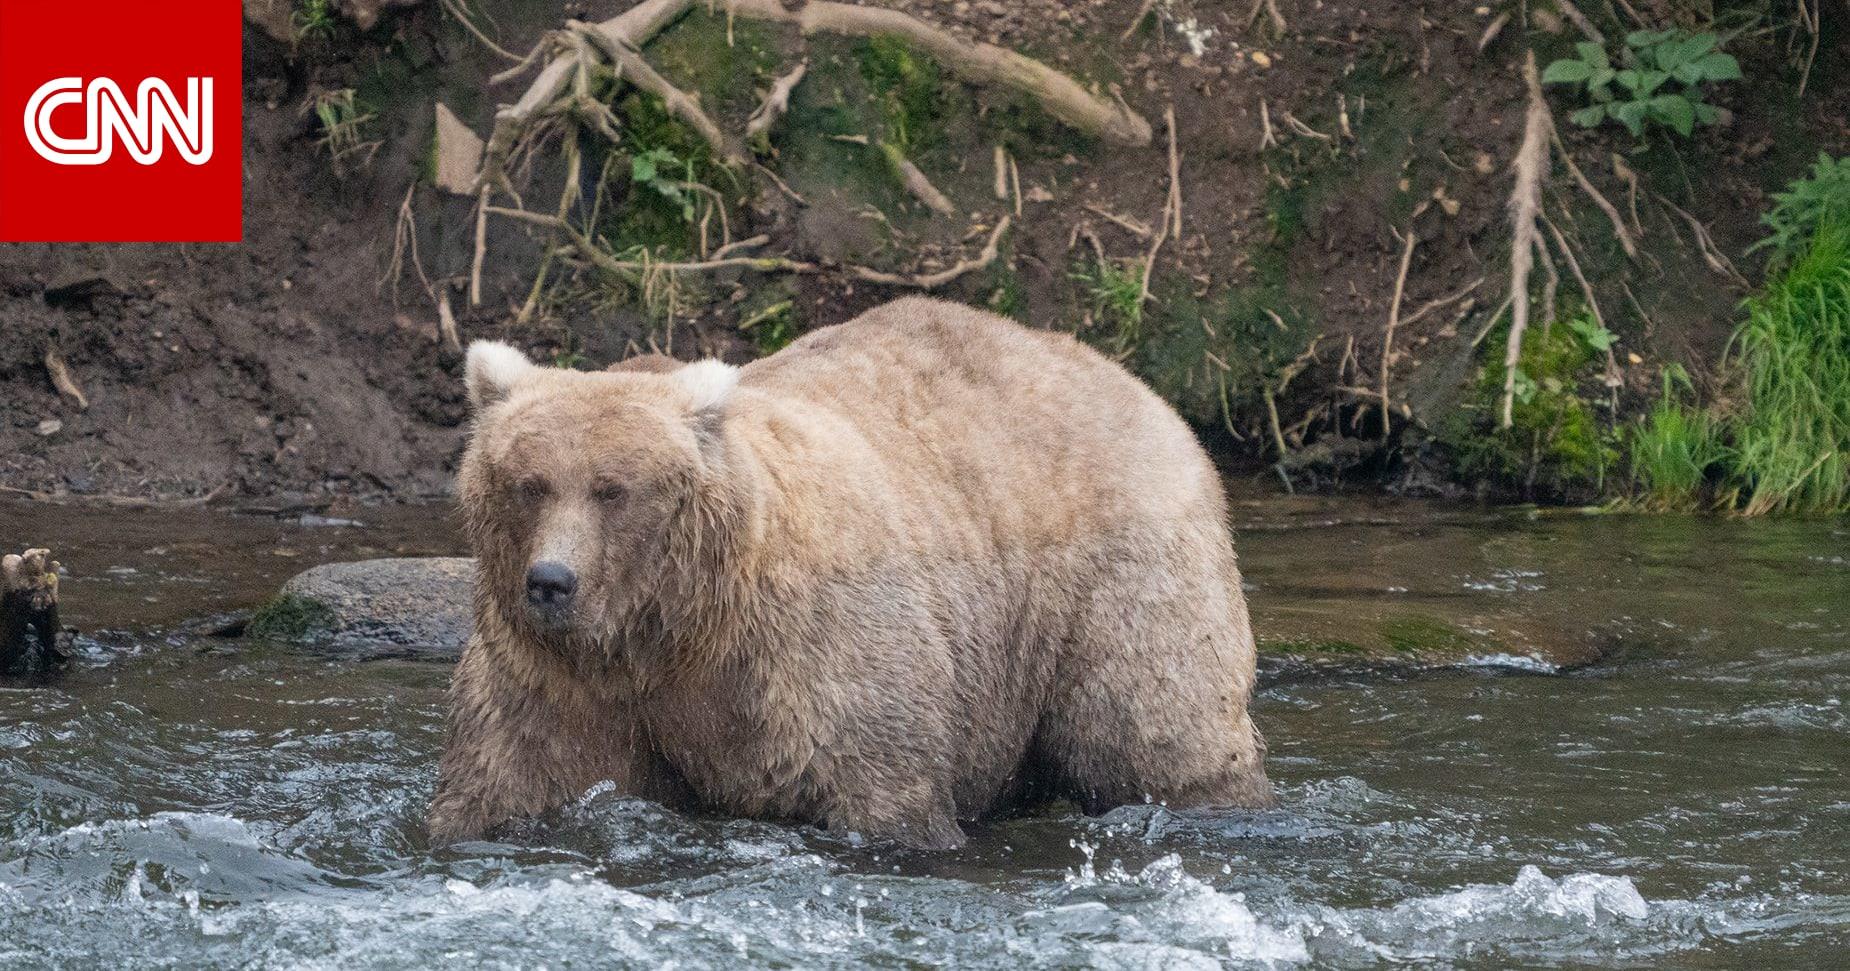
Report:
569,20,745,167
466,0,1121,310
729,0,1151,145
1555,0,1605,43
1244,0,1287,36
880,142,957,216
1502,53,1551,430
846,217,1013,289
1137,105,1182,311
1551,131,1637,260
1122,0,1160,41
1380,228,1418,439
747,60,808,146
1656,193,1750,288
489,206,1011,291
1542,215,1623,412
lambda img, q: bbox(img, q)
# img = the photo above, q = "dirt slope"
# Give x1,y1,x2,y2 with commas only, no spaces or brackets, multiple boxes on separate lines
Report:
0,0,1842,503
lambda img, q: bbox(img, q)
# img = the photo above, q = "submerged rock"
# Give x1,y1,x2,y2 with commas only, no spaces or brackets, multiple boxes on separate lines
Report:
1257,610,1612,684
257,558,472,655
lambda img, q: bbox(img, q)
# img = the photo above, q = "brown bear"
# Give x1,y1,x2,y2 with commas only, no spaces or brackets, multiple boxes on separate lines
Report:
428,297,1272,848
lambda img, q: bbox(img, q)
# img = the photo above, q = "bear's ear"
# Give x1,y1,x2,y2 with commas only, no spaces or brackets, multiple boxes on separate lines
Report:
465,340,537,411
671,359,739,413
673,359,739,458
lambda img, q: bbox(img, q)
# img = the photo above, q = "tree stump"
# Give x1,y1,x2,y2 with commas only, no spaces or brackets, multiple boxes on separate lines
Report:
2,549,67,675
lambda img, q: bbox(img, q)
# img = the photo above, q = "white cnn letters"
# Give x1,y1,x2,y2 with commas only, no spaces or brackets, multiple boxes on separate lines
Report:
24,76,214,166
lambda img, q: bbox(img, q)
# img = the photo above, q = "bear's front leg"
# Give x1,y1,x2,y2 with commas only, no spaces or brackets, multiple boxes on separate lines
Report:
428,636,683,843
824,779,967,850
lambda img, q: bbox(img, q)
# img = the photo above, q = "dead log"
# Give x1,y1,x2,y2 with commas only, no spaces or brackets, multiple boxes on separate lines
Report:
2,549,67,674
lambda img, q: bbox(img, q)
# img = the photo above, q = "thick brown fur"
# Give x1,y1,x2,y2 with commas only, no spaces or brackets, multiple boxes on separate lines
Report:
429,297,1272,848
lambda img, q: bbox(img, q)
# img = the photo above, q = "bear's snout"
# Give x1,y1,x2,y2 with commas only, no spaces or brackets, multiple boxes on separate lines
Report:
525,561,578,616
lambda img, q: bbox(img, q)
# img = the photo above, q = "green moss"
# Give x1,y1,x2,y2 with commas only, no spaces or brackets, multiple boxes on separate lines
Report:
1440,314,1621,497
1378,615,1481,655
857,35,944,152
1262,638,1370,657
246,595,335,642
1113,277,1310,434
774,43,915,220
644,8,782,120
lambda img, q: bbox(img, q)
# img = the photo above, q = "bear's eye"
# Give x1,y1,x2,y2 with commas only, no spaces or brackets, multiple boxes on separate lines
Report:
592,480,629,506
514,476,551,502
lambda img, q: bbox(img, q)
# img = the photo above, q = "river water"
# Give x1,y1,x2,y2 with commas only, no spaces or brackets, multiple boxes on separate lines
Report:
0,496,1845,968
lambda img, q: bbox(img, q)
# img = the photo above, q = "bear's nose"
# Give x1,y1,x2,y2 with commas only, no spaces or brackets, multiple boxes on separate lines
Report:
526,561,577,608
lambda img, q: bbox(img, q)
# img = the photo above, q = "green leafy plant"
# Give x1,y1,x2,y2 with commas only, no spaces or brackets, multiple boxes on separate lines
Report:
630,148,698,223
291,0,336,43
1543,30,1740,137
1753,153,1850,262
1568,316,1617,353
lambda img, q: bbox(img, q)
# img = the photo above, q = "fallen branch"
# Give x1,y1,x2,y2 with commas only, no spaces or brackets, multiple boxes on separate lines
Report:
746,60,808,146
2,549,65,674
1502,53,1551,430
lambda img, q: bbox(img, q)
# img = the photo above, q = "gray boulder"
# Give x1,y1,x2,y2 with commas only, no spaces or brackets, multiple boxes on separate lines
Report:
254,557,473,656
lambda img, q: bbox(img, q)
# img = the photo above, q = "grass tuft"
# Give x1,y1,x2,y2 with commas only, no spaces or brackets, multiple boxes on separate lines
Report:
1725,221,1850,515
1627,366,1728,510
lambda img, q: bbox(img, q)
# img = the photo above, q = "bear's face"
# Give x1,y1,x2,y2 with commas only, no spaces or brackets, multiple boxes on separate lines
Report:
460,343,737,641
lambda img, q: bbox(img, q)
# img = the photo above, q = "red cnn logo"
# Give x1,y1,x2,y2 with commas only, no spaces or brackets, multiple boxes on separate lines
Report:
0,2,242,242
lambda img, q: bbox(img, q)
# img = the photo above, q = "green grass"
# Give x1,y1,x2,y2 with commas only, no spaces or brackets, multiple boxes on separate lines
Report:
1072,255,1146,351
1725,221,1850,514
1627,367,1729,510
